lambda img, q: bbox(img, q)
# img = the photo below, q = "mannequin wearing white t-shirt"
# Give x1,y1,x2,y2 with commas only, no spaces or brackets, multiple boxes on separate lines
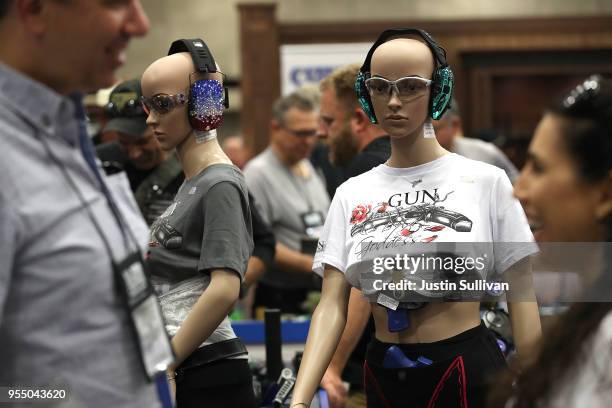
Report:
291,36,542,408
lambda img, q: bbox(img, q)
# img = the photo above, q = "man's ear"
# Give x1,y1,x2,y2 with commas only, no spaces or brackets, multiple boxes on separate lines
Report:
16,0,48,35
350,108,368,133
595,171,612,222
270,119,281,132
449,115,462,134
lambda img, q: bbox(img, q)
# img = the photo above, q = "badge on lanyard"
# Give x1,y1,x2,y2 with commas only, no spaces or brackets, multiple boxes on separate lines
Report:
300,211,324,239
114,252,175,380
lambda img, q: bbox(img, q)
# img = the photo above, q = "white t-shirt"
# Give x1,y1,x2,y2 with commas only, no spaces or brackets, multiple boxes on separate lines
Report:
546,310,612,407
313,153,536,295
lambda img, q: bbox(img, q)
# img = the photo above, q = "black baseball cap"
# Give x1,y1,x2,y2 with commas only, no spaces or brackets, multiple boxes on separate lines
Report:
103,79,147,138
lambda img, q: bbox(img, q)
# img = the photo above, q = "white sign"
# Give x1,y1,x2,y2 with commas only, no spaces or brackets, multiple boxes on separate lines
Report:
280,43,371,95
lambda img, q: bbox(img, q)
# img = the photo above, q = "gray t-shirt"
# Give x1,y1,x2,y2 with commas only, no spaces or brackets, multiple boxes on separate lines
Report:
244,147,330,289
453,137,519,182
148,164,253,347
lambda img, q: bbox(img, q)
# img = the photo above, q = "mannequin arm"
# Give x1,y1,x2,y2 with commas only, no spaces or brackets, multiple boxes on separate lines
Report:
321,288,371,408
275,242,313,275
505,257,542,368
292,266,351,406
168,269,241,369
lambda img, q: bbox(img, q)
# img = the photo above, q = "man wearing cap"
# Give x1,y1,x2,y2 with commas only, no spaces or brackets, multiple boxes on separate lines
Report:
98,78,183,225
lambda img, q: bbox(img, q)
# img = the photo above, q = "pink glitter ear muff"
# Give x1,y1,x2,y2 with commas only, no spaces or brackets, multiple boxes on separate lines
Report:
167,38,229,131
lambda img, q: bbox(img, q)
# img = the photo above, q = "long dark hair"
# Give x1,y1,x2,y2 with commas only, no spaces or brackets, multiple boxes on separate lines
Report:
490,75,612,407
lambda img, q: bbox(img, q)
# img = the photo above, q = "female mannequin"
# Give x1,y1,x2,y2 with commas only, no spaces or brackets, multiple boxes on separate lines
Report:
142,48,255,407
292,30,541,408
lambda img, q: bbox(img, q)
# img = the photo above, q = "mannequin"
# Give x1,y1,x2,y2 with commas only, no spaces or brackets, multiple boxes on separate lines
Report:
142,49,255,407
292,31,541,408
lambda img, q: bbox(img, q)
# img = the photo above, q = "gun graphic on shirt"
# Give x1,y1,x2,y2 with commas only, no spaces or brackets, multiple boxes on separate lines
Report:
350,204,472,237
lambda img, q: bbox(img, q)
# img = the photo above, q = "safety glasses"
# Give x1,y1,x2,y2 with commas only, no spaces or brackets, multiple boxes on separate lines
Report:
105,93,145,118
365,76,432,101
140,93,187,115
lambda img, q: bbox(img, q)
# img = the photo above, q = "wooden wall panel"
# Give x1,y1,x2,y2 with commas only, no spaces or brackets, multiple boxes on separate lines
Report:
238,10,612,155
238,4,280,155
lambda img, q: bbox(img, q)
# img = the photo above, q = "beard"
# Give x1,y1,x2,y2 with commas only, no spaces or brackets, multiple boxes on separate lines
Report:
329,121,359,167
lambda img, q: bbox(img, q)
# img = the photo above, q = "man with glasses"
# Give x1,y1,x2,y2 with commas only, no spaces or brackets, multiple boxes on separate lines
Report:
97,79,183,225
244,91,330,314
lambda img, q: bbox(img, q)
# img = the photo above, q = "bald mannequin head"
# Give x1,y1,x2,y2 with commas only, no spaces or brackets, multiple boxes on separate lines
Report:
369,38,434,139
141,52,194,151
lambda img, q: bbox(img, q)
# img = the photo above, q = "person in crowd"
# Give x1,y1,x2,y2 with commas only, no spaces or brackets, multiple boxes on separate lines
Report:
244,92,330,314
0,1,166,406
221,134,249,170
491,75,612,407
317,63,391,408
291,29,541,408
432,98,519,182
97,78,183,225
142,39,255,407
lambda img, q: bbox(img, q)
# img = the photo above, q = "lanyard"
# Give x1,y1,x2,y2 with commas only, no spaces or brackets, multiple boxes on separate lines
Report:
283,163,314,212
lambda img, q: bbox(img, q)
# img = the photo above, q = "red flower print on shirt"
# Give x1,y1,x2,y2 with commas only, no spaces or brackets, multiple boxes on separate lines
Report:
377,202,389,213
426,225,445,232
350,204,371,224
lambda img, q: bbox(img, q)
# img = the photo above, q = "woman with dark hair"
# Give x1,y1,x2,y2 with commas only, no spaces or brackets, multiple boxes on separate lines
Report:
493,75,612,407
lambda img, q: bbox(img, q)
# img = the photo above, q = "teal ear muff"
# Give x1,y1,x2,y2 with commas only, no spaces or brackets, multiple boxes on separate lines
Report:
355,28,454,122
430,66,454,120
355,71,378,124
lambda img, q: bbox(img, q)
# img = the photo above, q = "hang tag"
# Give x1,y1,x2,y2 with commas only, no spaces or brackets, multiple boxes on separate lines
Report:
132,295,175,379
423,122,436,139
114,253,174,380
377,293,399,310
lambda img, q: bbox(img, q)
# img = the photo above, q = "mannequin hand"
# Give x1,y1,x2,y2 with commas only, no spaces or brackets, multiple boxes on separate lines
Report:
167,369,176,404
320,367,347,408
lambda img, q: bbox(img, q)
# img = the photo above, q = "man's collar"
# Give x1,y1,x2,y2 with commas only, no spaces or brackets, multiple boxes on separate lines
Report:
0,62,77,143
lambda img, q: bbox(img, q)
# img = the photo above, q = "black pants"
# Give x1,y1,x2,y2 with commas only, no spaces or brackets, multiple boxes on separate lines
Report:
176,358,256,408
364,322,508,408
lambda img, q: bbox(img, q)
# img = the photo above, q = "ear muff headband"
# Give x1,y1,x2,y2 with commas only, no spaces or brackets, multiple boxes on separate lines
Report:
167,38,229,131
355,28,454,123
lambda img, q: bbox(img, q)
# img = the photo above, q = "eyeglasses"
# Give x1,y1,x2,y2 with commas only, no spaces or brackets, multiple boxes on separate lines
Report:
365,76,432,101
282,126,318,138
105,93,145,118
140,93,187,115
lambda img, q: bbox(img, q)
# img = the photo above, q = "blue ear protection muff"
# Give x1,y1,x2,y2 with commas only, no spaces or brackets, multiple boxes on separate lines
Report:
355,28,454,123
167,38,229,131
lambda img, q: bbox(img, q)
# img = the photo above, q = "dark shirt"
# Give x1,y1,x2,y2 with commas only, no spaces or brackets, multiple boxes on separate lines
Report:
250,192,276,270
310,142,346,199
345,136,391,179
148,163,253,282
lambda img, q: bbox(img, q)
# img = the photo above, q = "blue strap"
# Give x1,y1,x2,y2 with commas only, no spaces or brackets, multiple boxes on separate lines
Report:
155,372,174,408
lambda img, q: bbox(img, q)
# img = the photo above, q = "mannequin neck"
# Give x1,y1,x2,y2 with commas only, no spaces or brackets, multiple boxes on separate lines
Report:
386,125,449,168
175,130,232,180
